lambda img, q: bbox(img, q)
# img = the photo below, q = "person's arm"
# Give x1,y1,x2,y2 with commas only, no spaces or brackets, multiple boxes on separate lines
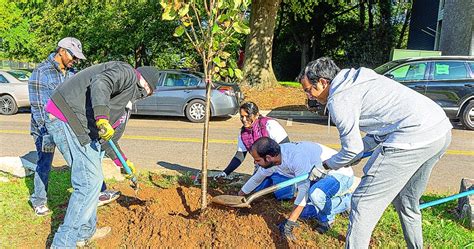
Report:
266,120,290,143
223,151,247,175
240,167,272,194
91,62,135,120
221,134,247,175
325,101,365,169
28,70,51,135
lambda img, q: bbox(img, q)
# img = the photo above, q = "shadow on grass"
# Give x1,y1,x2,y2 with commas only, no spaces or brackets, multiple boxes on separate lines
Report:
22,166,72,247
420,193,468,228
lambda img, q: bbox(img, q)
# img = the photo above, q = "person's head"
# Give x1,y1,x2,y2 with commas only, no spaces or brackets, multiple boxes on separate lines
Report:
298,57,340,104
239,101,260,128
55,37,85,69
136,66,159,97
250,137,281,169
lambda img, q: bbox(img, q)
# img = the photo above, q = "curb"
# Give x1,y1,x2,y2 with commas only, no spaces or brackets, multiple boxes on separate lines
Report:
259,110,327,120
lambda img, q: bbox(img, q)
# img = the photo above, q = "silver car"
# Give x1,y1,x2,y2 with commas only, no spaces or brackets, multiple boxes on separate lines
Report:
0,70,30,115
132,70,243,122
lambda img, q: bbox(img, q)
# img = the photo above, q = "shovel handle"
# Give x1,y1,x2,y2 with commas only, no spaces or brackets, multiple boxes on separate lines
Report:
244,151,373,205
419,189,474,209
107,140,138,185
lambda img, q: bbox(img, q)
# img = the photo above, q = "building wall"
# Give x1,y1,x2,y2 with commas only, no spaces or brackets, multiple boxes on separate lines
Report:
438,0,474,55
407,0,440,50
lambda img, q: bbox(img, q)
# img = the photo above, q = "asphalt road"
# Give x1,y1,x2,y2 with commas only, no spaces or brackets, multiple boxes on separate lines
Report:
1,112,473,194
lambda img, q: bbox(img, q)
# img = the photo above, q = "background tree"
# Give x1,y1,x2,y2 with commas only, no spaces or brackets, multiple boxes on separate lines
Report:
161,0,250,209
241,0,280,88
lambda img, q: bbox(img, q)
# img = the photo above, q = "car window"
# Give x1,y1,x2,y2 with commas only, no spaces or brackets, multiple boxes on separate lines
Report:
163,73,200,87
8,71,30,81
469,62,474,74
389,62,427,81
433,61,468,80
0,74,9,83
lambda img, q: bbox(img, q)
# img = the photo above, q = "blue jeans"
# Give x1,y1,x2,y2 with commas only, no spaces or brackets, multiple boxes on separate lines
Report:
254,173,295,200
47,119,105,248
30,134,55,207
300,173,354,223
30,128,107,208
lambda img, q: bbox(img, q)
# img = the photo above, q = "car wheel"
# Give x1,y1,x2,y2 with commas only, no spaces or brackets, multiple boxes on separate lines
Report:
186,99,206,123
0,95,18,115
460,101,474,130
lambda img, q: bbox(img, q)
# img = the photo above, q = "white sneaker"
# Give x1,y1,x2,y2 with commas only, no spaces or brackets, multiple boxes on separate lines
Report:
76,226,111,247
97,190,121,207
34,205,51,216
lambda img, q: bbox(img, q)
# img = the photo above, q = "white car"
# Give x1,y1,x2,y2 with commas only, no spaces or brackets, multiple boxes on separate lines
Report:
0,70,30,115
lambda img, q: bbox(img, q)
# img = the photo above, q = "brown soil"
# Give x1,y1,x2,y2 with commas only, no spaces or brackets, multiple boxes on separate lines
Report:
240,85,308,110
96,179,345,248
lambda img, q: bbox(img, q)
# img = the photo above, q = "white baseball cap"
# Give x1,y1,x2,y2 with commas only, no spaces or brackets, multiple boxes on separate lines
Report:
57,37,86,60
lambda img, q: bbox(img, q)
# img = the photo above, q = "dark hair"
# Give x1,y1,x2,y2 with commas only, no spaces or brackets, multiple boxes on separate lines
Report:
298,57,341,85
240,101,259,116
251,137,281,158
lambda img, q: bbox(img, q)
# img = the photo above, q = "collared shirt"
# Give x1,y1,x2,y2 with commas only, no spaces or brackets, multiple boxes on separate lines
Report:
240,142,350,206
28,53,74,136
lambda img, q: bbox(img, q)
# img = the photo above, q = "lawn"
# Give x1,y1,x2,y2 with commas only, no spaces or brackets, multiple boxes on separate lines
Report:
0,169,473,248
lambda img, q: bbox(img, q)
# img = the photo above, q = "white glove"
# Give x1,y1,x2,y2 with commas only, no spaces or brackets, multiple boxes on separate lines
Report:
213,171,227,180
309,164,328,181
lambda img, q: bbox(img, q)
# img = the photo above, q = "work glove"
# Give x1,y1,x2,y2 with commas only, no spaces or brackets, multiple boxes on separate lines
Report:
213,171,227,181
96,119,114,141
309,164,328,181
41,134,56,153
278,219,299,241
120,160,137,179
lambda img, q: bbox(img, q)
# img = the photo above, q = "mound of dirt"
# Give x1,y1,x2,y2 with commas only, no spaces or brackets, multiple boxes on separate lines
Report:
240,86,307,111
97,182,343,248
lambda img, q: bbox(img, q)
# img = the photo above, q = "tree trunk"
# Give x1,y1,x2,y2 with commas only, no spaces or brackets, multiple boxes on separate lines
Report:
359,0,366,27
368,0,374,30
242,0,281,89
397,7,411,48
300,42,309,71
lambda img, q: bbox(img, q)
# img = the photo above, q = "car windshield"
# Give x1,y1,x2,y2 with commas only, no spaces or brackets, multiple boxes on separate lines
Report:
8,70,31,81
373,61,404,74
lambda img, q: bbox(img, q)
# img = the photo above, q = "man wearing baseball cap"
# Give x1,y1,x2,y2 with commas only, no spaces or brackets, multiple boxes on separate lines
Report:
28,37,120,218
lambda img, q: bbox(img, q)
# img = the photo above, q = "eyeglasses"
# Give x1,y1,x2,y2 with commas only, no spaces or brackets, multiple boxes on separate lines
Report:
303,84,315,94
65,49,78,61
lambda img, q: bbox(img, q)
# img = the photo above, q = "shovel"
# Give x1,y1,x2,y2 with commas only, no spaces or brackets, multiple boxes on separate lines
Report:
107,140,140,196
212,151,373,208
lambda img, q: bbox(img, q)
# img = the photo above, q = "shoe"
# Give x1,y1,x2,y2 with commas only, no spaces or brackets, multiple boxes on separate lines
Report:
314,220,332,234
76,226,111,247
33,204,51,216
97,190,121,207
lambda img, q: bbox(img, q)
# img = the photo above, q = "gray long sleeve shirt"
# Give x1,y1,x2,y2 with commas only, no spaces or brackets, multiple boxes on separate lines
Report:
326,68,452,169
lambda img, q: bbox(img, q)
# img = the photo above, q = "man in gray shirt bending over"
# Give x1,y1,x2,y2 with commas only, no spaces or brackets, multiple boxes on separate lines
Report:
298,57,452,249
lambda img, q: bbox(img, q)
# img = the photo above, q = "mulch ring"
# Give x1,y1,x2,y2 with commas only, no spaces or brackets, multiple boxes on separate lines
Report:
96,178,347,248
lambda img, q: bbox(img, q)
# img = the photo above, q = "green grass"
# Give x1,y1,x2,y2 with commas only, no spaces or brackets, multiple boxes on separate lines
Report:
279,81,300,88
1,170,473,248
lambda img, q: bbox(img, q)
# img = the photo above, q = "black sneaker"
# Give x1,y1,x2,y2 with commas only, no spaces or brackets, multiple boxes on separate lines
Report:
314,221,332,234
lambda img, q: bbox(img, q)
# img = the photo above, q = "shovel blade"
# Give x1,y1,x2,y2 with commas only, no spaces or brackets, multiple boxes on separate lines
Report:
211,195,246,207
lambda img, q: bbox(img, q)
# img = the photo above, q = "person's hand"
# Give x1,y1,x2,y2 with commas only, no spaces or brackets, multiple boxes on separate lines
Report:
41,134,55,153
309,164,327,181
120,160,137,179
96,119,114,141
278,219,299,241
238,190,246,196
213,171,227,181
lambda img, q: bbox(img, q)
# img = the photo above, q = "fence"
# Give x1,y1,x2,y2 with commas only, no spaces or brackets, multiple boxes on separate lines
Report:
0,60,37,70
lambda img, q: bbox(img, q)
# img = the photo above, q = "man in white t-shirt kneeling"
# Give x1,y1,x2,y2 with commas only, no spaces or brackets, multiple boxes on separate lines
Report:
238,137,354,240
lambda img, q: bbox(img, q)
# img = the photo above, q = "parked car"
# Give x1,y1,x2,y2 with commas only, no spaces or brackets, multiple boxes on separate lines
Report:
131,69,244,122
0,70,31,115
307,56,474,130
374,56,474,130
